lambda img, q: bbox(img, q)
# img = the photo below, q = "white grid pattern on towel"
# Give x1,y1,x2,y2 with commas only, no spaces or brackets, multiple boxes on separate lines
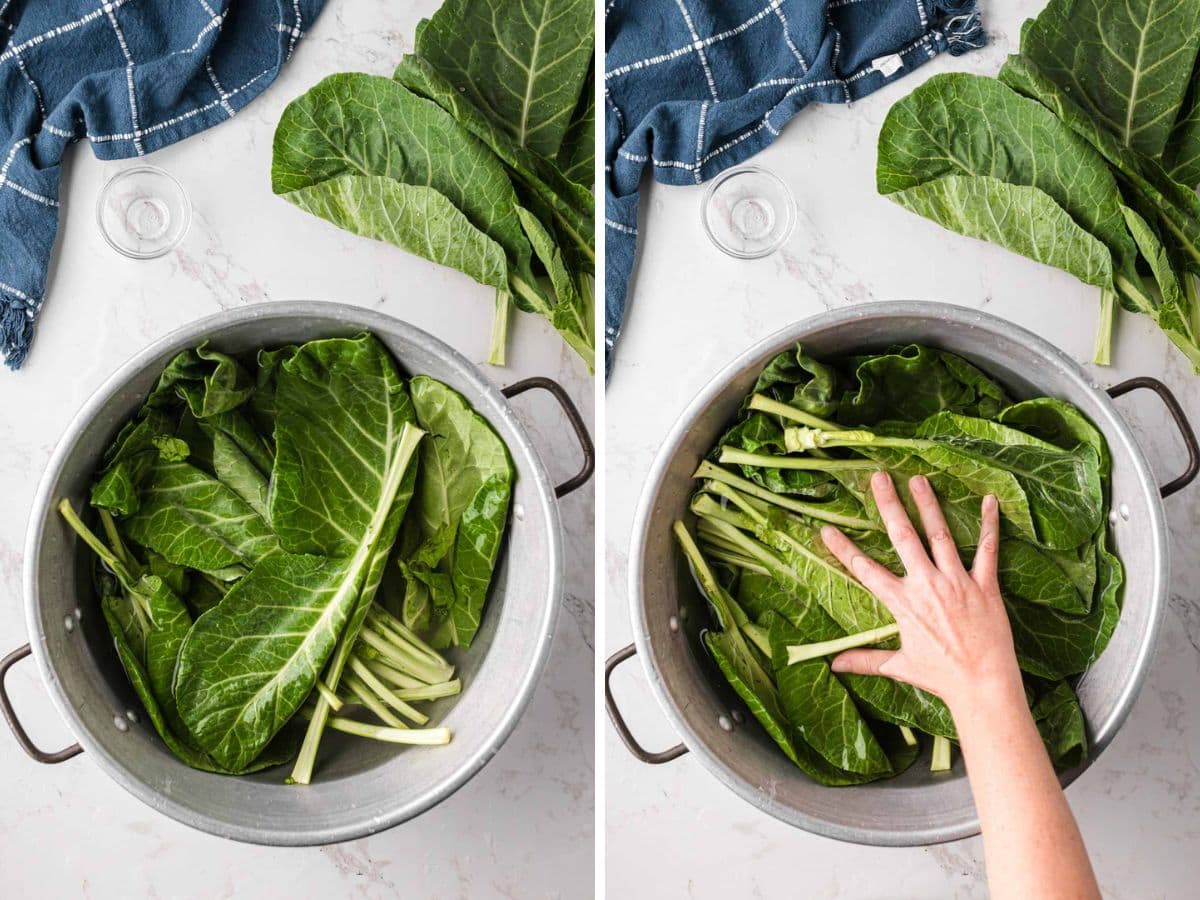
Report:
608,11,946,181
0,0,306,289
606,0,786,82
673,0,719,101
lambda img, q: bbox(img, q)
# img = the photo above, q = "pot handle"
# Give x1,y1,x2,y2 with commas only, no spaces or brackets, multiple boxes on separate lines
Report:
501,377,595,498
605,644,688,764
1108,377,1200,498
0,644,82,764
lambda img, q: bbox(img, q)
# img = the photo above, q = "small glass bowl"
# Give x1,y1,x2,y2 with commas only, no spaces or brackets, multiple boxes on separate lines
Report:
701,165,797,259
96,165,192,259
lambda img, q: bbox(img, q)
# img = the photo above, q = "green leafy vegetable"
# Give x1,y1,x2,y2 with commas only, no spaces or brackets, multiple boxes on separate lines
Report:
60,333,517,782
273,0,595,370
679,343,1122,785
878,0,1200,368
407,376,514,649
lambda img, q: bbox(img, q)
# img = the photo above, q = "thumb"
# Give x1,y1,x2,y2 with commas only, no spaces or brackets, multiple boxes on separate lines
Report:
830,648,898,678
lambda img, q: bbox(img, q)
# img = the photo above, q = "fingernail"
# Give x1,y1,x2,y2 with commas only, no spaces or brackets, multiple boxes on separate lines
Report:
872,470,889,487
830,655,849,673
821,525,837,541
911,474,929,492
984,494,997,510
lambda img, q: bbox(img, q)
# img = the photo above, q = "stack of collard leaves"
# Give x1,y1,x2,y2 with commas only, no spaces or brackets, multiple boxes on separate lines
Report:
878,0,1200,369
272,0,595,370
62,335,514,784
678,344,1121,784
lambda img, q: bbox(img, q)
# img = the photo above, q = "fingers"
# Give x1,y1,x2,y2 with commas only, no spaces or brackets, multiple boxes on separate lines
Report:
830,648,897,678
972,494,1000,586
908,475,966,575
869,471,935,576
821,525,902,601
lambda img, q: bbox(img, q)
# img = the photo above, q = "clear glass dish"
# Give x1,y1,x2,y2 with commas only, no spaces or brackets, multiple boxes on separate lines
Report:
96,165,191,259
701,165,797,259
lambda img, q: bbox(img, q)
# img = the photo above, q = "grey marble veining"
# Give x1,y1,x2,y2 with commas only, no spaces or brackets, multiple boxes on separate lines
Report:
0,3,594,897
605,2,1200,896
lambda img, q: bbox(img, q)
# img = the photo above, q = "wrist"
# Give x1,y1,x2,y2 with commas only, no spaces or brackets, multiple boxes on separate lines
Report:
942,666,1026,728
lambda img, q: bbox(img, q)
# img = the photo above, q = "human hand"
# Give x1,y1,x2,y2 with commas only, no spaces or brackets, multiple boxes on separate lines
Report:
819,471,1024,717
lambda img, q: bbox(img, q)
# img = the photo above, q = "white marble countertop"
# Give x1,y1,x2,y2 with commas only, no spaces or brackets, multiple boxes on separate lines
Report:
0,3,594,897
604,3,1200,897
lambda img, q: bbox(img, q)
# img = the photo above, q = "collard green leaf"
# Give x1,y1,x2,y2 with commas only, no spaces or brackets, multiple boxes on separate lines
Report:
91,410,180,516
392,54,594,250
269,335,417,557
887,175,1116,293
1005,528,1122,679
148,345,256,419
450,474,512,647
175,553,367,771
752,345,841,418
1165,73,1200,187
1016,0,1200,159
1119,205,1200,370
878,73,1139,285
705,631,876,786
272,73,532,272
558,60,595,188
1032,680,1088,768
838,345,1010,426
210,430,270,520
122,459,280,575
767,615,892,778
409,376,513,647
998,55,1200,278
411,0,594,159
277,175,509,296
736,570,842,641
513,205,595,369
998,397,1111,476
911,412,1104,549
841,674,958,740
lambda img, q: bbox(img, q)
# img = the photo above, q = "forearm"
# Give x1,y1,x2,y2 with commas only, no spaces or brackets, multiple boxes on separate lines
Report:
951,683,1100,900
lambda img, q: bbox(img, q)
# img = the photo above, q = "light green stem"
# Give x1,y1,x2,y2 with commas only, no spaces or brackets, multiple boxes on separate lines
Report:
344,674,407,728
720,447,875,472
694,461,876,530
348,656,429,724
1093,288,1116,366
785,623,900,665
325,717,451,745
742,622,772,658
899,725,918,747
315,680,344,712
394,680,462,702
487,289,511,367
931,735,952,772
748,394,842,430
57,500,135,584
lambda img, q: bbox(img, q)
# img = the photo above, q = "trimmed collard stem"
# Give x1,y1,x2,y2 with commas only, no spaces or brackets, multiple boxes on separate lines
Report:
785,623,901,665
693,461,876,531
931,734,952,772
488,290,512,366
1093,288,1117,366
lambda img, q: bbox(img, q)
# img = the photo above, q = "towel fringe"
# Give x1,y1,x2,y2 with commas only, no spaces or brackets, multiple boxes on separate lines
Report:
0,292,37,370
930,2,985,57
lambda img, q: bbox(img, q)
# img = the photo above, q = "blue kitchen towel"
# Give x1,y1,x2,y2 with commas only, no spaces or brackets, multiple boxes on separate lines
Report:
604,0,985,374
0,0,326,370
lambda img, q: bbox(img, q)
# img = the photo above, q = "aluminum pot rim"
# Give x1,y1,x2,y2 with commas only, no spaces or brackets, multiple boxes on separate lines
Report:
23,300,565,846
628,300,1168,846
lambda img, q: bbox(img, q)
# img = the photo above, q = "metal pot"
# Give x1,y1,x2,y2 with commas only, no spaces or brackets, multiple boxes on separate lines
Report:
0,301,593,846
607,302,1198,846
